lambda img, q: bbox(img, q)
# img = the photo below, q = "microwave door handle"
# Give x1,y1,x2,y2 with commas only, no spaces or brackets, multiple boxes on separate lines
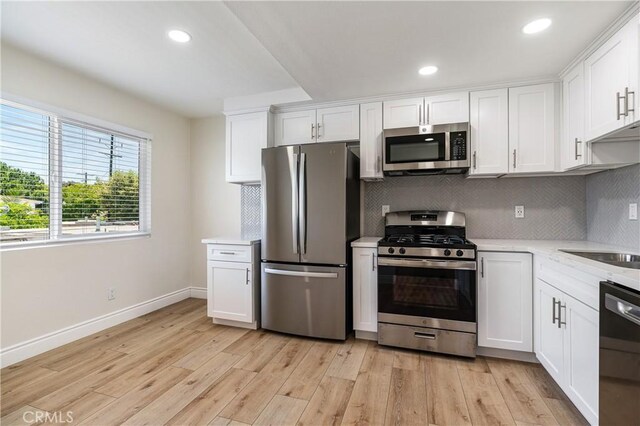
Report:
444,132,451,161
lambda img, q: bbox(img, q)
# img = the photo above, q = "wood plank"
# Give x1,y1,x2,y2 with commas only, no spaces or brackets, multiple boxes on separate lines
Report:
521,363,566,400
36,391,114,425
219,339,313,424
324,339,368,381
253,394,308,426
341,345,394,426
277,341,339,400
1,350,126,417
209,417,232,426
486,359,558,425
122,352,241,426
392,349,423,371
95,328,214,397
233,333,289,373
384,367,428,426
543,398,589,426
172,326,249,371
0,405,39,426
79,366,191,426
457,356,492,373
165,368,256,426
424,355,472,426
184,316,218,332
1,367,58,396
458,369,516,426
222,329,273,356
296,376,354,426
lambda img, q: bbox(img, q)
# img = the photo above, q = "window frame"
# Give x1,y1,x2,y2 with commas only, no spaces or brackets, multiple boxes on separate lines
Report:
0,95,152,250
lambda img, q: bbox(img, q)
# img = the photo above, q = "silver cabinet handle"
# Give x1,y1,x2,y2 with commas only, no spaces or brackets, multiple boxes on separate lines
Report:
558,302,567,328
426,103,430,125
552,297,558,324
418,104,422,126
617,91,625,120
574,138,582,160
625,87,635,116
480,257,484,277
311,123,315,139
473,151,477,169
372,255,376,271
513,149,517,169
298,152,307,255
317,123,322,139
376,155,381,173
414,332,436,340
245,268,249,285
219,251,236,255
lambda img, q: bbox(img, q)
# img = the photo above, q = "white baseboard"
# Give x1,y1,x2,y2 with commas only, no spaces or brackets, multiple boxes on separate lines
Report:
189,286,207,299
0,287,193,368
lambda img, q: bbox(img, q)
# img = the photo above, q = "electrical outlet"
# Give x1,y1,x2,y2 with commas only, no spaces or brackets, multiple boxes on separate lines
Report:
630,203,638,220
382,205,390,217
515,205,525,219
108,288,116,301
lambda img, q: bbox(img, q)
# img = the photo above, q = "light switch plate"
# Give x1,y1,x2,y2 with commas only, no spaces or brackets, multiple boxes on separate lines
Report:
630,203,638,220
382,205,390,217
515,205,525,219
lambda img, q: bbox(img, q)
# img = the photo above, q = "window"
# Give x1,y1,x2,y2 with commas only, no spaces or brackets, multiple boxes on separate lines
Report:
0,100,151,247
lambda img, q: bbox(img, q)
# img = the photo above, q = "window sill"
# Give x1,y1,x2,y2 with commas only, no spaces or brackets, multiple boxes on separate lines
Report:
0,232,151,252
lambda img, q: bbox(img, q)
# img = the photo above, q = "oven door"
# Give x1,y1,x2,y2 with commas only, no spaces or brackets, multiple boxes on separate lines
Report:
383,132,450,172
377,257,476,331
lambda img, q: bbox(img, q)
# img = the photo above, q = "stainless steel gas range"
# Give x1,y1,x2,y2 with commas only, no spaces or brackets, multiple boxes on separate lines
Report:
377,210,477,358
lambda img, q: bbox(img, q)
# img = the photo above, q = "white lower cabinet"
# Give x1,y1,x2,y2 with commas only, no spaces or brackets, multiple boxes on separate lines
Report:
352,246,377,333
205,241,260,329
534,276,599,425
478,251,532,351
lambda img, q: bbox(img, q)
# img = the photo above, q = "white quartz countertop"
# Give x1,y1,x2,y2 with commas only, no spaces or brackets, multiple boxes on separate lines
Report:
472,239,640,292
351,237,382,248
201,237,260,245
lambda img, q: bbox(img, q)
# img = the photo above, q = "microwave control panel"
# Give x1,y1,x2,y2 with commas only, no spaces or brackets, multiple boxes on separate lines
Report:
450,131,467,161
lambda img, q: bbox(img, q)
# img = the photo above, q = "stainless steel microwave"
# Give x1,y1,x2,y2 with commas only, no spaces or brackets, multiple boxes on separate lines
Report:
383,123,470,176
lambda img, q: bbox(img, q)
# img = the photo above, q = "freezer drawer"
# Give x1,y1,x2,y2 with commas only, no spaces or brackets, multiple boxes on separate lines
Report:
261,262,347,340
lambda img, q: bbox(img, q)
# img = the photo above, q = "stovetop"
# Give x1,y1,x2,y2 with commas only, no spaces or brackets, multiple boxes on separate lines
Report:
379,233,474,248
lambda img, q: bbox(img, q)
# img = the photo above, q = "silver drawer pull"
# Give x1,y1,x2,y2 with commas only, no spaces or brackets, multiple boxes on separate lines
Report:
414,332,436,340
219,251,237,255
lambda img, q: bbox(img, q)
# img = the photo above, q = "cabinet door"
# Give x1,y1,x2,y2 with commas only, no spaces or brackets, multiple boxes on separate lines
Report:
469,89,509,175
208,261,253,323
316,105,359,142
561,64,586,171
425,92,470,125
563,296,599,425
353,247,378,332
383,97,424,129
585,16,639,140
359,102,384,180
534,278,565,384
274,110,316,146
509,83,557,173
478,252,532,351
226,112,269,184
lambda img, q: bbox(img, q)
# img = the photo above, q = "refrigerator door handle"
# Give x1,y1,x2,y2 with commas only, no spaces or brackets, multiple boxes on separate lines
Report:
290,151,299,254
264,267,338,279
298,152,307,255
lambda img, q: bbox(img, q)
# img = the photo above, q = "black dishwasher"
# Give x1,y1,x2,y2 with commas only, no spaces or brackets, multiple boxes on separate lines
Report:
599,280,640,425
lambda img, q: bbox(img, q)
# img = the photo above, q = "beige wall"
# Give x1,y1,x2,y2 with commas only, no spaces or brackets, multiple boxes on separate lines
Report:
189,116,241,288
0,44,192,348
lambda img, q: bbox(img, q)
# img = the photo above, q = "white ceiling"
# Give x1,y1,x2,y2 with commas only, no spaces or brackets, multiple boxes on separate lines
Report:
1,1,634,117
0,1,301,117
225,1,634,102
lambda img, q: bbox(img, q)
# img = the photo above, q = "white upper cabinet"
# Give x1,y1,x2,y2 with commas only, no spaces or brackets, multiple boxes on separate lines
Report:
274,109,316,146
478,251,532,352
508,83,557,173
316,105,360,143
359,102,384,180
562,64,586,170
424,92,469,125
226,111,270,184
469,88,509,175
584,15,639,141
383,97,423,129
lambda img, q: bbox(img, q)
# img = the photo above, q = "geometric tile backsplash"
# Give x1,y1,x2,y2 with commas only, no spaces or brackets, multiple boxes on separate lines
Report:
586,164,640,250
364,174,587,240
240,185,262,240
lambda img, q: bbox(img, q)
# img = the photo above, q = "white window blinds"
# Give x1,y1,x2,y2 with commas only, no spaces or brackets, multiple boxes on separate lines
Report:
0,99,151,246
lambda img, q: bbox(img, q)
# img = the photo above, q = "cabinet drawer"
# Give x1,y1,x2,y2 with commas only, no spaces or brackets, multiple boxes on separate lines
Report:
207,244,252,263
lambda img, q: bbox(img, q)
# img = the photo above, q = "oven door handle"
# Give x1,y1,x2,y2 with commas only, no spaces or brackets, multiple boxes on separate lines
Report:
377,257,477,271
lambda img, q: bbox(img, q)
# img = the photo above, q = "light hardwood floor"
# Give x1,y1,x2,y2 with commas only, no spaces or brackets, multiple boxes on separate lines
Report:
1,298,588,426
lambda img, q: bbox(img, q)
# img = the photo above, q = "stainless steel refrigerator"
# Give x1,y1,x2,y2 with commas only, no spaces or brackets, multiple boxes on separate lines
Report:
261,142,360,340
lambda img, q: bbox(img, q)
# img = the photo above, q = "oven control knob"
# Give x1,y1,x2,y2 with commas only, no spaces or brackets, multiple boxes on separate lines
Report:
456,250,464,257
444,249,451,256
399,248,406,254
388,248,395,254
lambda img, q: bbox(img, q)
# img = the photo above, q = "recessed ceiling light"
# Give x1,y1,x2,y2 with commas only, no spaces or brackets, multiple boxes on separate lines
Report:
168,29,191,43
522,18,551,34
419,66,438,76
